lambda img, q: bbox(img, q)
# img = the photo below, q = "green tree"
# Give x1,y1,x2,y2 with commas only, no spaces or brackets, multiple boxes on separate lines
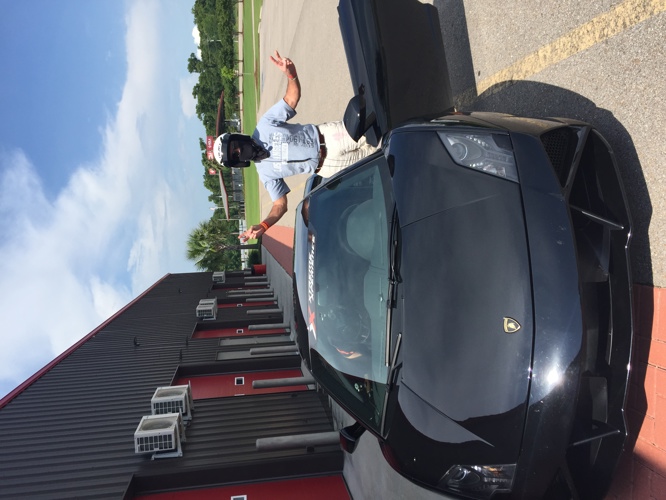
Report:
220,66,235,82
187,53,204,73
186,218,255,271
203,166,222,195
189,0,239,137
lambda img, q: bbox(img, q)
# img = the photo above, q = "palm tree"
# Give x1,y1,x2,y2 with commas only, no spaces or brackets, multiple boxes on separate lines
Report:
186,219,256,271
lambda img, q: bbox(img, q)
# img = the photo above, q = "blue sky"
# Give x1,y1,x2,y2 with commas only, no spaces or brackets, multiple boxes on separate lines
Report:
0,0,212,398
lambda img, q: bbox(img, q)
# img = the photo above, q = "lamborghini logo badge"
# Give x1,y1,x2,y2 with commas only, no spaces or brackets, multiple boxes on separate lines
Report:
503,317,521,333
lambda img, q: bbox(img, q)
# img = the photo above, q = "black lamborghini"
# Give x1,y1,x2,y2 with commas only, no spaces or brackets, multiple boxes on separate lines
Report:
292,1,633,498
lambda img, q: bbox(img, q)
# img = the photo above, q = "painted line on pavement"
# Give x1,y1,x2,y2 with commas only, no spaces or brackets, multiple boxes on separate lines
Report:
456,0,666,106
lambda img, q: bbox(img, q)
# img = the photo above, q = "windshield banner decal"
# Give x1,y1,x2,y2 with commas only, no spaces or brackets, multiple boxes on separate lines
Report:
307,234,317,341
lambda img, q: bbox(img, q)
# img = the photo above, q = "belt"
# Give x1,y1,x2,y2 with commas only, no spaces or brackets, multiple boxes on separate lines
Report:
315,127,327,173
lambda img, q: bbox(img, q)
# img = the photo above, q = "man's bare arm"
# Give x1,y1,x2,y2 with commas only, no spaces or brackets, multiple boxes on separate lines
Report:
238,195,288,243
269,50,300,110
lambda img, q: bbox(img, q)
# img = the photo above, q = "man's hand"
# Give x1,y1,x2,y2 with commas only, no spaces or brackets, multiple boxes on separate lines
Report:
238,195,288,243
269,50,297,79
239,224,265,243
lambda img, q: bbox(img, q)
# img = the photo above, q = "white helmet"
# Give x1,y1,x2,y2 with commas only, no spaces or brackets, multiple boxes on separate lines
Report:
213,133,267,168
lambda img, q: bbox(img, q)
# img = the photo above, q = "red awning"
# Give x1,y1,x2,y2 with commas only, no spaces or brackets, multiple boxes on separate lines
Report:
217,171,230,220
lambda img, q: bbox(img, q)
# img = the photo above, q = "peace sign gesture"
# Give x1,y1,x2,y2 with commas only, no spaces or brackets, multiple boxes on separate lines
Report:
269,50,298,80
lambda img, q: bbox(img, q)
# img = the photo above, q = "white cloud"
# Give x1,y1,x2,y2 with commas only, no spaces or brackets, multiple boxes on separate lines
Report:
192,25,201,46
0,151,130,383
191,25,202,59
0,0,210,398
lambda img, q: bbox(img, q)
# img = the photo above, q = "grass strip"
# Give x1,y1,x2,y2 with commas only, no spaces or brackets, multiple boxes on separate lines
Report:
240,0,262,234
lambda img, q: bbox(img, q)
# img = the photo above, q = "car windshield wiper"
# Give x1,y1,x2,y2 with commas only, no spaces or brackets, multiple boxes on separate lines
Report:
380,330,402,436
384,204,401,365
387,204,401,306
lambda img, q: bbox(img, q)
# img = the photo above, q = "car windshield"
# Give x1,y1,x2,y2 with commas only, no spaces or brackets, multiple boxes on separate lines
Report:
305,156,393,432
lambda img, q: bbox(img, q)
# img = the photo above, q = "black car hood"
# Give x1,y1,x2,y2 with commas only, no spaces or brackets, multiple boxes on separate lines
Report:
338,0,453,144
390,131,533,447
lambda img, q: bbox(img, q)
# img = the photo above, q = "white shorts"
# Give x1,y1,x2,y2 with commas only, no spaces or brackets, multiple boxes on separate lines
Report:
316,121,379,178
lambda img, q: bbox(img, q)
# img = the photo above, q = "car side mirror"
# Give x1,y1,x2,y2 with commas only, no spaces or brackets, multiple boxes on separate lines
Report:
339,421,366,454
343,93,367,142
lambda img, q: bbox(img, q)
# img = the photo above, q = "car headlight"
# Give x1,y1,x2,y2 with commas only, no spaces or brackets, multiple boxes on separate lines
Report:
438,131,518,182
439,464,516,499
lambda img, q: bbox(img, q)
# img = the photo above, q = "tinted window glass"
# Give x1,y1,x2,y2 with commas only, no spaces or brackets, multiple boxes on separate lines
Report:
305,157,393,431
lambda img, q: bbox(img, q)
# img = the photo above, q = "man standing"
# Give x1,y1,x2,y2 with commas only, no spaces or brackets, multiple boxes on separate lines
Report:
213,50,377,242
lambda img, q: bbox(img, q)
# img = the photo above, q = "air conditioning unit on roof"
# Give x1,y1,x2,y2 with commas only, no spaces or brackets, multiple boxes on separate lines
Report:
196,302,217,320
151,383,194,421
199,297,218,307
212,271,226,283
134,413,185,459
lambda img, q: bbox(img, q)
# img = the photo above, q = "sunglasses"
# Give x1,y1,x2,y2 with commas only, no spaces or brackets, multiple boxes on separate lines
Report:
229,141,242,161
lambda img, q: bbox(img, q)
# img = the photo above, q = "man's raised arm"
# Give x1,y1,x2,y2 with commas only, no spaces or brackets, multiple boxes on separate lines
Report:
270,50,300,110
